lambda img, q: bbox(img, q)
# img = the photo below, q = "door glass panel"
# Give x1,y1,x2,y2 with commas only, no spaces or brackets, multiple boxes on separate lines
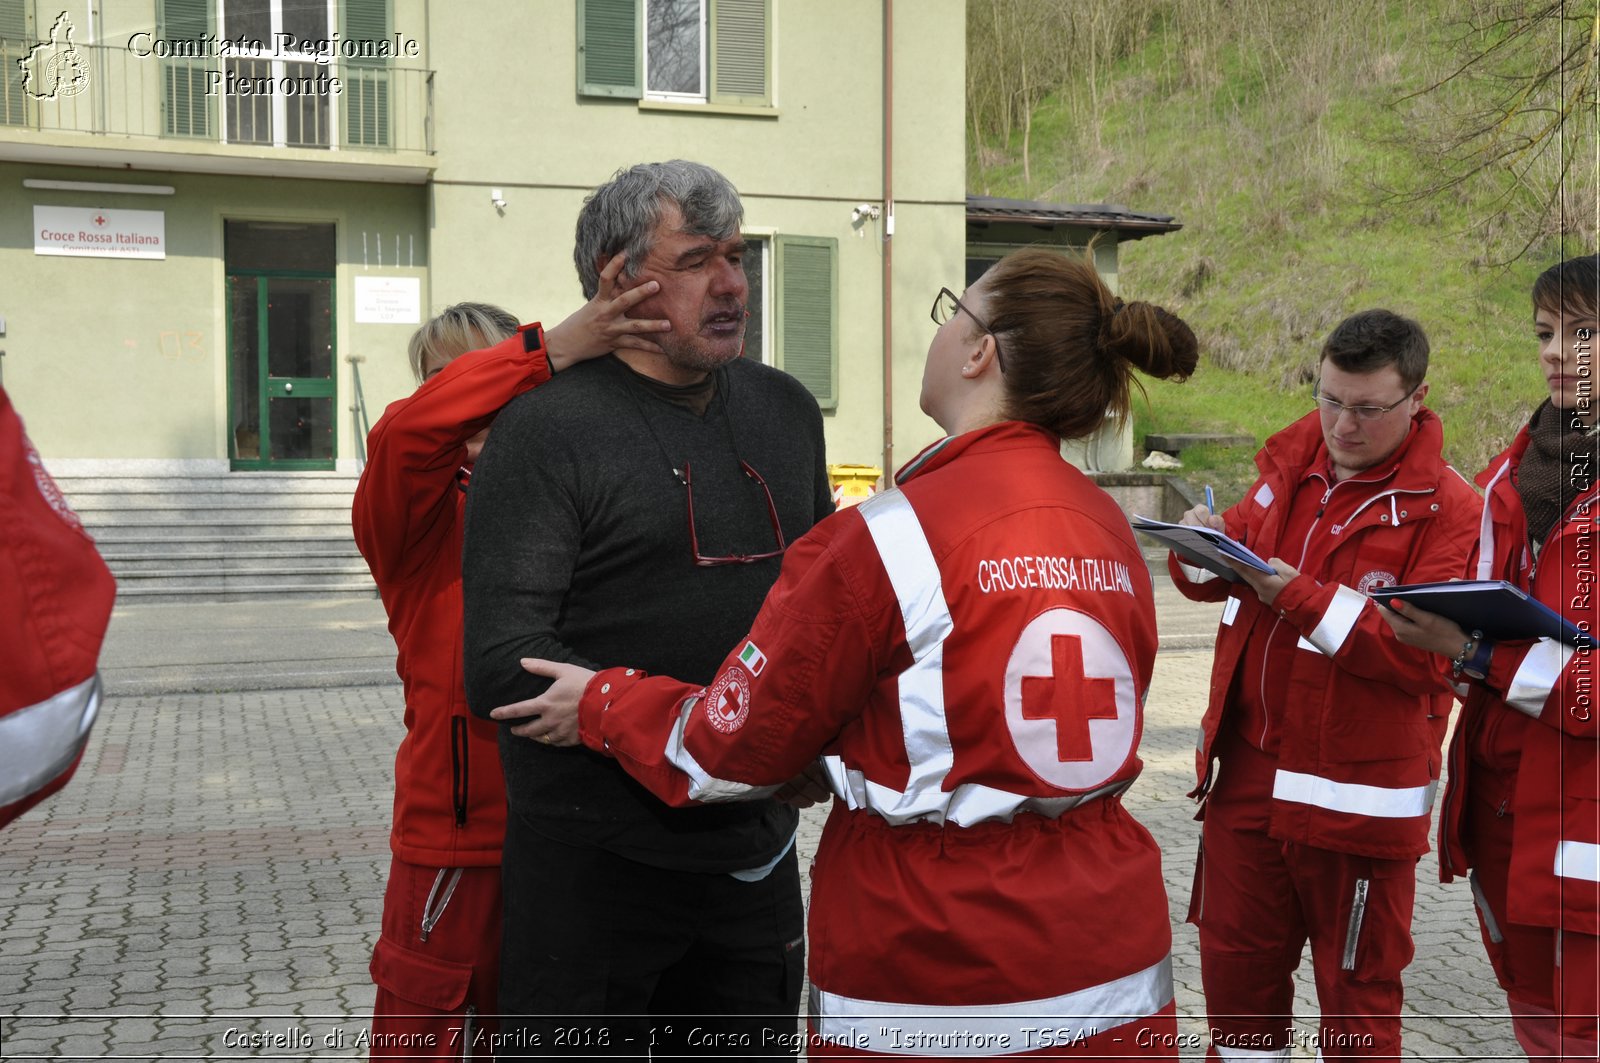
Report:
225,220,337,272
269,397,334,461
228,275,262,460
265,277,332,379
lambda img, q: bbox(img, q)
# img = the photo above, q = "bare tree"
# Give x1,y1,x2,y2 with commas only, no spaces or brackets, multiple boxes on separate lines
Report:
1394,0,1597,261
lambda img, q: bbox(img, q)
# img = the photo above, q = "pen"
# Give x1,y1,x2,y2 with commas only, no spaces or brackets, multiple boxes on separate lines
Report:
1204,484,1215,513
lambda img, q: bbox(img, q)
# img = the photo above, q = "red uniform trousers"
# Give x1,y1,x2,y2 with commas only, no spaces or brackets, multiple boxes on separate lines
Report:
370,858,502,1060
1193,732,1415,1059
806,1002,1179,1060
1464,773,1600,1060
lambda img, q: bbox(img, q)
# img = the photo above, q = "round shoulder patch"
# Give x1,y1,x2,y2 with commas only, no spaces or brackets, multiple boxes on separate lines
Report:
703,667,753,735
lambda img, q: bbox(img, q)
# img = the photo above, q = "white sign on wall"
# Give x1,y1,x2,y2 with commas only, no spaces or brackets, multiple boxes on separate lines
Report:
354,276,422,324
35,206,165,259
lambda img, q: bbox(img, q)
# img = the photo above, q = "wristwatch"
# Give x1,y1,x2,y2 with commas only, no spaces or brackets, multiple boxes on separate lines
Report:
1452,630,1493,681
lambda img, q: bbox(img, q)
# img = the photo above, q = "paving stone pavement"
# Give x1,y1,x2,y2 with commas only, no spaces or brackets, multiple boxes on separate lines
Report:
1,595,1523,1059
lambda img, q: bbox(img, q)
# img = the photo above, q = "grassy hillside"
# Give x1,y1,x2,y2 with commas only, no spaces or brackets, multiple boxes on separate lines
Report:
969,0,1596,499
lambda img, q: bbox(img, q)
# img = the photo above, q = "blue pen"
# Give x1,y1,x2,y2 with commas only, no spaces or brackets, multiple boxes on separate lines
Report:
1204,484,1216,513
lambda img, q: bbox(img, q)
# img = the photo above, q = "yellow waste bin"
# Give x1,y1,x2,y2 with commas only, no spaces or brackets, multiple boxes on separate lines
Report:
827,464,883,509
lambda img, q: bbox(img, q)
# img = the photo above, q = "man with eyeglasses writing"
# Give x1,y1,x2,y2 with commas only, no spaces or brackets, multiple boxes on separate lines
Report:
461,161,832,1057
1167,309,1479,1059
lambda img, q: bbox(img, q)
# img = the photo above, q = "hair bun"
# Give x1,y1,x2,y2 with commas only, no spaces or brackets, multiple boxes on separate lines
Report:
1100,299,1198,382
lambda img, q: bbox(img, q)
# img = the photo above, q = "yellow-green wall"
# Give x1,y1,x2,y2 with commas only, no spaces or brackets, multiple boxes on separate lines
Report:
1,161,426,462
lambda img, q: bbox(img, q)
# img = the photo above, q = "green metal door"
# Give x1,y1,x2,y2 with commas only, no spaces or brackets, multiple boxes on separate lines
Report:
228,270,336,469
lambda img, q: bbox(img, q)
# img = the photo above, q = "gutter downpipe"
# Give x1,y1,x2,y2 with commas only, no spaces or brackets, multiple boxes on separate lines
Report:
881,0,895,488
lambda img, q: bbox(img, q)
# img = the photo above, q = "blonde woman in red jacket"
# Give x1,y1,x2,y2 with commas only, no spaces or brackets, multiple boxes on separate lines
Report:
1385,254,1600,1058
495,249,1198,1059
353,258,667,1058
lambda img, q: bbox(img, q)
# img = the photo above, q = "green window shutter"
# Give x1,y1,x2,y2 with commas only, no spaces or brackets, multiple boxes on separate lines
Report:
577,0,642,99
0,0,28,126
158,0,213,138
341,0,391,147
709,0,768,106
775,235,838,409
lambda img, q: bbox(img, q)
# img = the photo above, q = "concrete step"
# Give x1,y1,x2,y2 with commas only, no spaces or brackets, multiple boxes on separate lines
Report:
102,552,368,574
88,517,355,539
78,507,357,526
93,531,360,557
60,473,365,603
115,563,374,583
114,583,381,604
53,473,360,492
63,485,358,505
92,535,362,558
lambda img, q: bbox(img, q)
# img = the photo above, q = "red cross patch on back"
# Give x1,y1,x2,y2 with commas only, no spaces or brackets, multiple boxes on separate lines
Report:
1004,608,1139,792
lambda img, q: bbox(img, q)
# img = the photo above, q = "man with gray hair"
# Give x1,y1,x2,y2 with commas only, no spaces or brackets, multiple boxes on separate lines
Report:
463,161,832,1053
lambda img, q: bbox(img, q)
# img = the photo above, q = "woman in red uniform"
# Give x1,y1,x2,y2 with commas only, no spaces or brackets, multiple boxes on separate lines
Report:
1383,254,1600,1057
498,249,1198,1059
353,258,668,1058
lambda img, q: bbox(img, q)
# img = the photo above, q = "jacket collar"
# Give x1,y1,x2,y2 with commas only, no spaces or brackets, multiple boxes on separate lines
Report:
895,421,1060,485
1257,407,1447,495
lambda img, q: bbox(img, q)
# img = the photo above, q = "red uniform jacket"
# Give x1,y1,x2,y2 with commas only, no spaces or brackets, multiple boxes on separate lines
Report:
1439,427,1600,934
0,386,115,828
577,423,1174,1049
1170,409,1480,859
352,324,549,867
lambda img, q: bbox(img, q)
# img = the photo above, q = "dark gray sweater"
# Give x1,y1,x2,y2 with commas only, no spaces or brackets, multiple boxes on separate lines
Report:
462,354,833,872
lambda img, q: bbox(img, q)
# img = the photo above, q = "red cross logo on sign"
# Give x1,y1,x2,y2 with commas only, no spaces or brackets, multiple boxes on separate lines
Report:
92,214,107,227
1021,635,1120,762
1004,608,1139,792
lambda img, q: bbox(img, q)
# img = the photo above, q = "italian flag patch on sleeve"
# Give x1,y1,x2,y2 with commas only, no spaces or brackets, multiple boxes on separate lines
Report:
737,640,767,676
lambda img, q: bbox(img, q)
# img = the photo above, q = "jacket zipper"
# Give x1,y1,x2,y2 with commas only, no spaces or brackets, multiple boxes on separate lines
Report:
451,717,468,827
1342,877,1370,970
1256,481,1335,747
1254,481,1433,748
420,866,463,943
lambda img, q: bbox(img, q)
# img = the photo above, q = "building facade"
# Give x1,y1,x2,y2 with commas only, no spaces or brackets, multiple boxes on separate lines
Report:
1,0,967,483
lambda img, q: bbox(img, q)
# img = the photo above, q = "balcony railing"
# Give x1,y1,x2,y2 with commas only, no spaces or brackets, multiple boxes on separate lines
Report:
0,39,432,155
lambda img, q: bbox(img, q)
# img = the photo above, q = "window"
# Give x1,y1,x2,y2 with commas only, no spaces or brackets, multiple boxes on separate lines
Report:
740,236,769,362
0,0,26,125
578,0,770,107
159,0,215,137
341,0,391,147
217,0,333,148
774,235,838,409
158,0,390,148
739,235,837,409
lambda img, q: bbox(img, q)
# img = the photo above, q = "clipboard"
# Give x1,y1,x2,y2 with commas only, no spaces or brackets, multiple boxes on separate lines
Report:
1370,579,1595,648
1131,515,1275,583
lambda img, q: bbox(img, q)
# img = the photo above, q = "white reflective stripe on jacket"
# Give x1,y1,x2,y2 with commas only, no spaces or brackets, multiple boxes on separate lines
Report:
0,674,101,806
809,954,1174,1055
1272,769,1436,819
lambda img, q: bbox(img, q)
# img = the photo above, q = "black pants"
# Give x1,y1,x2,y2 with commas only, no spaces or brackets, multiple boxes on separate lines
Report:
496,811,805,1060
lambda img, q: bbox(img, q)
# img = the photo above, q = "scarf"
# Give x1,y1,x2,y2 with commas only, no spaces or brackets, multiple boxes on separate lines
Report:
1518,399,1600,546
